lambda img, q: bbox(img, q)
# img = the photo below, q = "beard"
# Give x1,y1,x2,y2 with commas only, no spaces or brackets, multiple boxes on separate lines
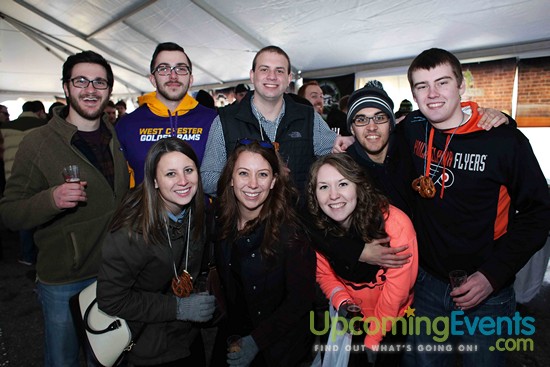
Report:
67,90,109,120
156,78,188,102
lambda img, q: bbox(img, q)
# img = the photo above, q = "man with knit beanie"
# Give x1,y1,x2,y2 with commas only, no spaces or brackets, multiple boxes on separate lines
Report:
115,42,217,185
346,80,416,217
303,82,416,283
332,79,513,266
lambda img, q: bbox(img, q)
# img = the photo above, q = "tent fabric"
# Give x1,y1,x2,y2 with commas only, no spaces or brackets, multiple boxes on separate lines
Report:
1,0,550,100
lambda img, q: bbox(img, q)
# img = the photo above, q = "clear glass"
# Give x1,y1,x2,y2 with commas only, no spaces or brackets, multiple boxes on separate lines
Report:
346,297,363,332
62,164,80,183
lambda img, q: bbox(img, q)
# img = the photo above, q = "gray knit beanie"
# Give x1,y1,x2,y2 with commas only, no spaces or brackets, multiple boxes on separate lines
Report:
346,80,395,130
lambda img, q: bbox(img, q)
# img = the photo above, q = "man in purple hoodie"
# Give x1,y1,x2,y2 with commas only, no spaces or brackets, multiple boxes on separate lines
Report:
116,42,217,185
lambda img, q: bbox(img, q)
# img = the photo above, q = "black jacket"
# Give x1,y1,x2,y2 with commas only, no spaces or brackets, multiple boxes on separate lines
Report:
346,128,416,218
214,221,316,366
401,104,550,290
97,215,209,365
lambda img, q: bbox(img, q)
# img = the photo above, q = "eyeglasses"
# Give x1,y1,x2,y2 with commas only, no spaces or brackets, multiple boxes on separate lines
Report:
70,77,109,90
236,138,279,151
153,64,191,76
352,114,389,127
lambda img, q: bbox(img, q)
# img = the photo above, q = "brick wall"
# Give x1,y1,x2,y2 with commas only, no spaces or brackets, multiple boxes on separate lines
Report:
517,57,550,126
462,58,516,115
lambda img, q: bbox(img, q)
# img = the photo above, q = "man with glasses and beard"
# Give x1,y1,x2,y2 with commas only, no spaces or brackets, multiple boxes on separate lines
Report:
0,50,129,367
115,42,217,185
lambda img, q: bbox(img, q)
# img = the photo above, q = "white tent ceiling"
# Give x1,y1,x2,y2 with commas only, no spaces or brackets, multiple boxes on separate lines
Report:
1,0,550,101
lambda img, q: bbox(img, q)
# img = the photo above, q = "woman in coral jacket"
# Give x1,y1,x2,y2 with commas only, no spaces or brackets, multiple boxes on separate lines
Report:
307,153,418,367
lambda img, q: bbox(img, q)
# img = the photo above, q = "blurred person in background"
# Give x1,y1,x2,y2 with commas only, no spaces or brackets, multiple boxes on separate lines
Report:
115,99,127,121
195,89,216,110
103,100,117,124
234,83,251,104
326,94,351,136
48,102,65,120
298,80,324,116
1,100,49,266
394,99,413,124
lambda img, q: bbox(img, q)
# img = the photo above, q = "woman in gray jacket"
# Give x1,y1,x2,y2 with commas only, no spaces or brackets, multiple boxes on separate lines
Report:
97,137,215,366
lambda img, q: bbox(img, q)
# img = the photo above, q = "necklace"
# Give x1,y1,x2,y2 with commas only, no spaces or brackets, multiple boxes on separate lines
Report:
412,113,466,198
165,209,194,298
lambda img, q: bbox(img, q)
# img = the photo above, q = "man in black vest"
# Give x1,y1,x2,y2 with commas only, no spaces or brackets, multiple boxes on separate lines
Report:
200,45,337,197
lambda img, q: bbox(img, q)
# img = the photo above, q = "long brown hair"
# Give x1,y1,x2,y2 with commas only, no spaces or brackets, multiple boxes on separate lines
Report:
306,154,389,242
110,138,205,244
216,141,299,259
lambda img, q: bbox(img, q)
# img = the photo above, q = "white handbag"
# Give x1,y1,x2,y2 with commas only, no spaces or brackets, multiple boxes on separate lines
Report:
70,281,133,367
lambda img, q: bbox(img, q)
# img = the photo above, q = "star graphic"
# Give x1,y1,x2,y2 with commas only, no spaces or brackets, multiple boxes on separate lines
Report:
404,306,415,318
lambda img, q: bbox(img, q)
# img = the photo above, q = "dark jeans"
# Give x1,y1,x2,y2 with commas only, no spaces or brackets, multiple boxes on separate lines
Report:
402,267,515,367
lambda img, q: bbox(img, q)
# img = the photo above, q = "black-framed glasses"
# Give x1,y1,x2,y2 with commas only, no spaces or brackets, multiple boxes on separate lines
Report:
70,77,109,90
352,113,390,127
236,138,279,151
153,64,191,76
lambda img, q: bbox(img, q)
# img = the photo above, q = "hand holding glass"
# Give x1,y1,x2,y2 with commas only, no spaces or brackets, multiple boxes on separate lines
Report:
346,298,363,331
62,165,80,183
449,270,468,309
449,270,468,289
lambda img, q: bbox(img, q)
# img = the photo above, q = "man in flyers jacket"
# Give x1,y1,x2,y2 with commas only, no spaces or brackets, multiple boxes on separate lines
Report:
400,48,550,367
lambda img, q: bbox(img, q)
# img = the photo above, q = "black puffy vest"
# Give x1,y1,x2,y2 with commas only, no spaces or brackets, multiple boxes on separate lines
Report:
219,93,315,193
